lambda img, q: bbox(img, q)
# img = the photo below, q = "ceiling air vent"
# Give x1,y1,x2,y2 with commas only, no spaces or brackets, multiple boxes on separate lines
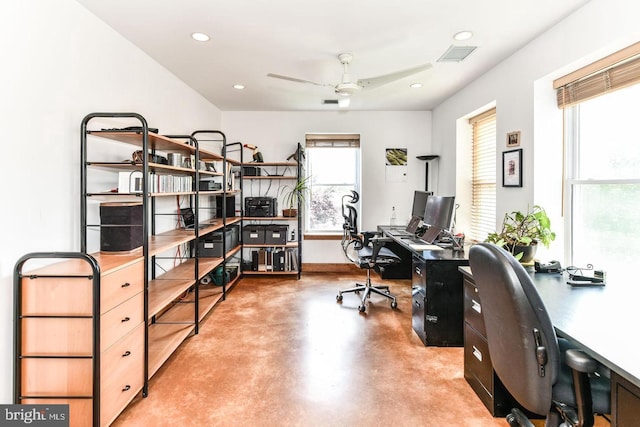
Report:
322,99,339,105
437,45,477,62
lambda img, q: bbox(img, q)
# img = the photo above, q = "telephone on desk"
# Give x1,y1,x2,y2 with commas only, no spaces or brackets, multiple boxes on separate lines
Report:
534,260,562,273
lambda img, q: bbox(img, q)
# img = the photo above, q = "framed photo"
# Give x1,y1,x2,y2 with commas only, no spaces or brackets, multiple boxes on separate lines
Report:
502,149,522,187
506,131,521,147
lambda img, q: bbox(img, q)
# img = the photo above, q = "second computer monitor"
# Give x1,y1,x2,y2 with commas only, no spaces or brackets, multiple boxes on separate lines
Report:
411,190,433,220
423,195,455,232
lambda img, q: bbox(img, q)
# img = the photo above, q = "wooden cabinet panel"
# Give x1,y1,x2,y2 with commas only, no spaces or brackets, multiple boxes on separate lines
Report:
21,358,93,396
22,317,93,355
100,292,144,352
100,324,144,426
100,260,144,314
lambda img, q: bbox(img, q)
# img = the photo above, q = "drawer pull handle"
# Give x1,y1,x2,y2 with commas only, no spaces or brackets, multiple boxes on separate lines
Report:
472,345,483,362
121,282,131,288
122,350,131,357
121,317,130,322
472,299,481,314
122,385,131,392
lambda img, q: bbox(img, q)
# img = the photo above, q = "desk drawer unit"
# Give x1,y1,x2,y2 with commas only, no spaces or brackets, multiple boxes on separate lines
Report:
411,255,466,346
461,268,530,417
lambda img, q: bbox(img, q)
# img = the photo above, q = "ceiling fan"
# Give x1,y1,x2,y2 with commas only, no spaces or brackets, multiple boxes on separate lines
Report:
267,53,432,107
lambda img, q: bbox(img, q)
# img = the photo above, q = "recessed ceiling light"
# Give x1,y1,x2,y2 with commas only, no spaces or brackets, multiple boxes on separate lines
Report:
191,32,210,42
233,84,245,90
453,30,473,41
410,83,423,89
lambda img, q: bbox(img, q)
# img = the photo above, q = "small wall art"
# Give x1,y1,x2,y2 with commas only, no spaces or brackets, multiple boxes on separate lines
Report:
502,149,522,187
506,131,521,147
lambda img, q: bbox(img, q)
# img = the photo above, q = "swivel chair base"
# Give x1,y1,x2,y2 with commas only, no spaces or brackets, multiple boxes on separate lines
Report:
336,268,398,313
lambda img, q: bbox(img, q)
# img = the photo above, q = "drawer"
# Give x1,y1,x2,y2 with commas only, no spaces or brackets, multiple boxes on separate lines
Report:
411,287,427,345
101,260,144,314
463,277,486,336
100,292,144,352
100,323,144,426
464,323,493,397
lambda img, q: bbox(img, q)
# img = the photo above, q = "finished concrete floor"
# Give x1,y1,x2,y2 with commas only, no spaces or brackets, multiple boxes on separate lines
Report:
111,273,516,426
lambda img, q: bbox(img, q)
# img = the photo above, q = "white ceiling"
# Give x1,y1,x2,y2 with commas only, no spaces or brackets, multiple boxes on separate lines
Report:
75,0,590,111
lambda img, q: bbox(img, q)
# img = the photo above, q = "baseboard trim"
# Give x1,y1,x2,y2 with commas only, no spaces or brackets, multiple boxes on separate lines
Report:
303,263,359,273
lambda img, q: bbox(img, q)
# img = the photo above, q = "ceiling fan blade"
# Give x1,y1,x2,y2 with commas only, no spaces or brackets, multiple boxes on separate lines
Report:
267,73,325,86
357,63,432,89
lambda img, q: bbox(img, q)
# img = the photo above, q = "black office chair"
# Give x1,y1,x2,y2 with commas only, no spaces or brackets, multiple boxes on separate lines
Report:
336,191,400,313
468,243,610,427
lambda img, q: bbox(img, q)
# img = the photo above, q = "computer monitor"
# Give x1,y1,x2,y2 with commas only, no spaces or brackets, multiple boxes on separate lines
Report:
411,190,432,220
420,196,456,243
423,195,455,231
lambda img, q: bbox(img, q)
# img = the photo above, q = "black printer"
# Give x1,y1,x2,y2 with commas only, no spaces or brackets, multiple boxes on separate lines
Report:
245,197,277,217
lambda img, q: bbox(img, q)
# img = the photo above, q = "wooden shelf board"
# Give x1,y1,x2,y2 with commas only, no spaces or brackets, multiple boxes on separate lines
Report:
243,243,298,248
242,176,297,180
148,322,194,378
244,216,297,221
242,271,298,276
86,161,224,177
241,162,297,167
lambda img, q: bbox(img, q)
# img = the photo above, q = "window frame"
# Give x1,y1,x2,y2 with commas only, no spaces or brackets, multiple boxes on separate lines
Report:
303,135,361,236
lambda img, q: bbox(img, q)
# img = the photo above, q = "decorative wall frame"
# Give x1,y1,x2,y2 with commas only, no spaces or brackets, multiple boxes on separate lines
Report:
506,131,521,147
502,149,523,187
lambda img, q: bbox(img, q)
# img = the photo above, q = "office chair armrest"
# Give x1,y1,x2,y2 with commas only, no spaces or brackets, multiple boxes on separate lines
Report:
361,230,378,244
565,349,598,374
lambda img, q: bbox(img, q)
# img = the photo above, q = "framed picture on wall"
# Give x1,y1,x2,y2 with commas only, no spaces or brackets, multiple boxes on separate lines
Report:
502,149,523,187
506,131,521,147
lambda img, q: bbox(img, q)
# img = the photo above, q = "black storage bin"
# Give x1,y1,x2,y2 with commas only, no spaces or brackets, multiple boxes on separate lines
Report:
100,202,143,252
243,225,265,244
265,224,289,245
197,226,238,257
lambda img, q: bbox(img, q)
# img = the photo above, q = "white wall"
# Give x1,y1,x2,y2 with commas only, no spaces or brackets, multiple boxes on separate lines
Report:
0,0,222,403
434,0,640,261
222,111,432,263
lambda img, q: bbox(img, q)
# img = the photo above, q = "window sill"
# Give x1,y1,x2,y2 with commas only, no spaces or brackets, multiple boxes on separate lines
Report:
304,233,342,241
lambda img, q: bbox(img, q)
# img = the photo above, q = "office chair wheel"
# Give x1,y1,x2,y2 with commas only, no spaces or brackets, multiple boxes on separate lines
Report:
391,301,397,309
358,305,366,313
336,294,343,302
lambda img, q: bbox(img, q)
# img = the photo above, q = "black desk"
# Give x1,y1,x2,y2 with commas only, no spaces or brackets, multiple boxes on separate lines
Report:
460,266,640,425
378,226,469,346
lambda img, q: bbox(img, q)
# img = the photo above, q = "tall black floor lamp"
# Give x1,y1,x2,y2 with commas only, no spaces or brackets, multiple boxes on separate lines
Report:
416,155,439,192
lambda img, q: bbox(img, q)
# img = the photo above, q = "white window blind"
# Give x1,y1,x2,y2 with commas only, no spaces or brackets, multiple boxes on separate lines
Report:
469,109,496,242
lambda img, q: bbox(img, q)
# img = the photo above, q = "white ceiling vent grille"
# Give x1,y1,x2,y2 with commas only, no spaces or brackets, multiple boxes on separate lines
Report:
437,45,477,62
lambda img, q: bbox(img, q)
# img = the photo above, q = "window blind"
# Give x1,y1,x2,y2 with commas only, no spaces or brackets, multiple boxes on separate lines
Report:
305,133,360,147
469,108,496,242
555,42,640,108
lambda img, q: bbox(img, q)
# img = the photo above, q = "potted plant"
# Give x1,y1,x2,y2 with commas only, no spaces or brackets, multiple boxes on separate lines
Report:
279,175,311,217
485,205,556,262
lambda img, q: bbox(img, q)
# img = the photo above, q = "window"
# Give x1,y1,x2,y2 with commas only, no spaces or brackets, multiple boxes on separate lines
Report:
304,134,360,234
469,109,496,242
558,43,640,272
564,84,640,272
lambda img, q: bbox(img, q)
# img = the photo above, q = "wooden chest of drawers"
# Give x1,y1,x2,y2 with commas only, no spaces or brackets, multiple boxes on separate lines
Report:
16,253,144,427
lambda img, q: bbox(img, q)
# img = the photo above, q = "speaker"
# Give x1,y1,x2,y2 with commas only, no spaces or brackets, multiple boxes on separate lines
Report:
215,194,236,218
100,202,143,252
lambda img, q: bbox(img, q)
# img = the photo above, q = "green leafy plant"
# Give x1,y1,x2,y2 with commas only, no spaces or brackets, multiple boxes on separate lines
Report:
485,205,556,260
279,175,311,216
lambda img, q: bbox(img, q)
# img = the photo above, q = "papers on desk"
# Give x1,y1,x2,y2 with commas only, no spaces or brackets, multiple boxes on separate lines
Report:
409,243,443,251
